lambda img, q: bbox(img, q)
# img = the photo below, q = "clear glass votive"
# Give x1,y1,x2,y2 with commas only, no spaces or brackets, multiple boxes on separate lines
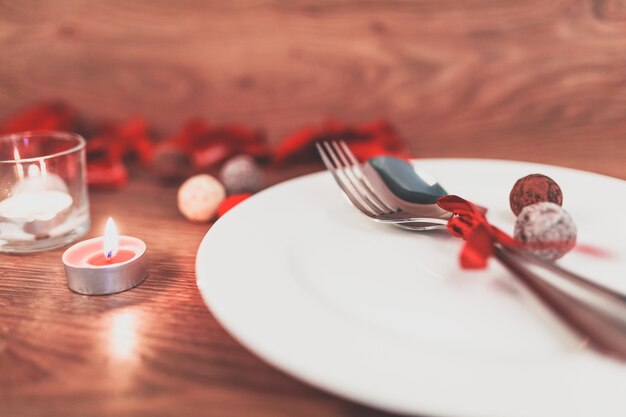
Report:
0,131,90,253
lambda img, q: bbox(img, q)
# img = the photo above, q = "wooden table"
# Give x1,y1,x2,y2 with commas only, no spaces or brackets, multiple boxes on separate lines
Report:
1,164,396,417
1,161,624,417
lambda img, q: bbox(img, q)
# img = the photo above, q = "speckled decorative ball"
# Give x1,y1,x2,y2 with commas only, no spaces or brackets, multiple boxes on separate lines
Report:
219,155,263,195
177,174,225,222
509,174,563,216
514,202,577,261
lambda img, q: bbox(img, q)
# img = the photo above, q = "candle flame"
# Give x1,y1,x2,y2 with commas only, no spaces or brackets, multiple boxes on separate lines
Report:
103,217,119,259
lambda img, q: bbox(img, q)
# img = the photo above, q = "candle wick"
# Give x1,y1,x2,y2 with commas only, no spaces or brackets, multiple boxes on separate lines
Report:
106,250,113,260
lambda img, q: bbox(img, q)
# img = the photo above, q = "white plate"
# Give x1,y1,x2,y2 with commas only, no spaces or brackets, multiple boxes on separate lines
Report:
196,159,626,417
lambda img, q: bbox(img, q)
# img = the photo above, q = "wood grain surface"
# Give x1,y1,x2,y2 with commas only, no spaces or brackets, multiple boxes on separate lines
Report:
0,165,402,417
0,0,625,178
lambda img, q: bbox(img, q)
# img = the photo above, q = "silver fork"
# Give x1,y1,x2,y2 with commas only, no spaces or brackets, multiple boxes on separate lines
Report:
315,141,450,229
317,139,626,361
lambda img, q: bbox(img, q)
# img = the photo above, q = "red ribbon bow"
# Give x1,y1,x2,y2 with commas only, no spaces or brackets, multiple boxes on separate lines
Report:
437,195,518,269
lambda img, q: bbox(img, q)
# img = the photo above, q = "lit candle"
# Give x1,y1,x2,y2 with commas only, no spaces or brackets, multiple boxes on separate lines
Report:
85,218,136,266
0,160,73,237
62,218,148,295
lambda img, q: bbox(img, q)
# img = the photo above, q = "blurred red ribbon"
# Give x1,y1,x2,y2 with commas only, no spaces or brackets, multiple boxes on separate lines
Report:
0,101,78,134
87,117,154,189
160,118,269,169
273,119,410,164
437,195,518,269
1,102,409,189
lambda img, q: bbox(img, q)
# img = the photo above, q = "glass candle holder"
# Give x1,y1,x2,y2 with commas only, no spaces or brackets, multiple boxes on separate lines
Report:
0,131,90,253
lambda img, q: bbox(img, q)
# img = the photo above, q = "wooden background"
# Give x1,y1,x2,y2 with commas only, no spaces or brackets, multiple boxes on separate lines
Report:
0,0,625,178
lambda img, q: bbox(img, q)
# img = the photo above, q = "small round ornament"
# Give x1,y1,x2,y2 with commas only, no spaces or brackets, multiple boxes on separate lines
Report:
509,174,563,216
153,144,192,182
177,174,225,222
514,202,577,262
219,155,263,195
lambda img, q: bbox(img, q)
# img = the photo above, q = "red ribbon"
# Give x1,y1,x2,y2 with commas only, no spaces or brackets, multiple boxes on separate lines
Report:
273,119,409,164
437,195,518,269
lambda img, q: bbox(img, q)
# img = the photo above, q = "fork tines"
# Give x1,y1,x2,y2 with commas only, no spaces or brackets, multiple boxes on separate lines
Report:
315,140,398,219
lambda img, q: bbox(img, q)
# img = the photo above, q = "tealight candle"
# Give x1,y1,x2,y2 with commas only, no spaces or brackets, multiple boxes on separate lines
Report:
0,190,73,237
0,162,74,237
0,131,90,253
62,218,148,295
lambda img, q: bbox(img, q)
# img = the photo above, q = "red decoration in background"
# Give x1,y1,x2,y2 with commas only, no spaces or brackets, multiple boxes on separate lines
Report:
87,160,128,190
0,102,152,189
273,119,409,164
1,102,408,189
437,195,518,269
152,119,270,182
86,117,154,189
217,194,252,218
0,101,79,134
159,118,269,170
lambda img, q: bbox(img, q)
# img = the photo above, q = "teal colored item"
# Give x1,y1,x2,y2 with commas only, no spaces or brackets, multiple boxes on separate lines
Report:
367,156,448,204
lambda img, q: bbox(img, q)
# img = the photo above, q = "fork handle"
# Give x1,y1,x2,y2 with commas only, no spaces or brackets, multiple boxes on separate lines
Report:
494,246,626,360
402,223,626,307
505,246,626,301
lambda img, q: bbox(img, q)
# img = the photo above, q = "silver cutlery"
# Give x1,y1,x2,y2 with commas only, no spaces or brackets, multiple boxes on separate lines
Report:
317,140,626,361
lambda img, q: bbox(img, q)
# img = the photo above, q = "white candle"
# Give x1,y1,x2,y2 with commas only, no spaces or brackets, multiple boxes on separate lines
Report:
0,190,73,237
0,159,74,237
0,190,73,222
12,162,69,194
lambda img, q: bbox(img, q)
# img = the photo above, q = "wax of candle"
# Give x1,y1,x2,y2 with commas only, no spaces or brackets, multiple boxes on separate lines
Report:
86,249,136,266
13,165,69,194
0,190,73,222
